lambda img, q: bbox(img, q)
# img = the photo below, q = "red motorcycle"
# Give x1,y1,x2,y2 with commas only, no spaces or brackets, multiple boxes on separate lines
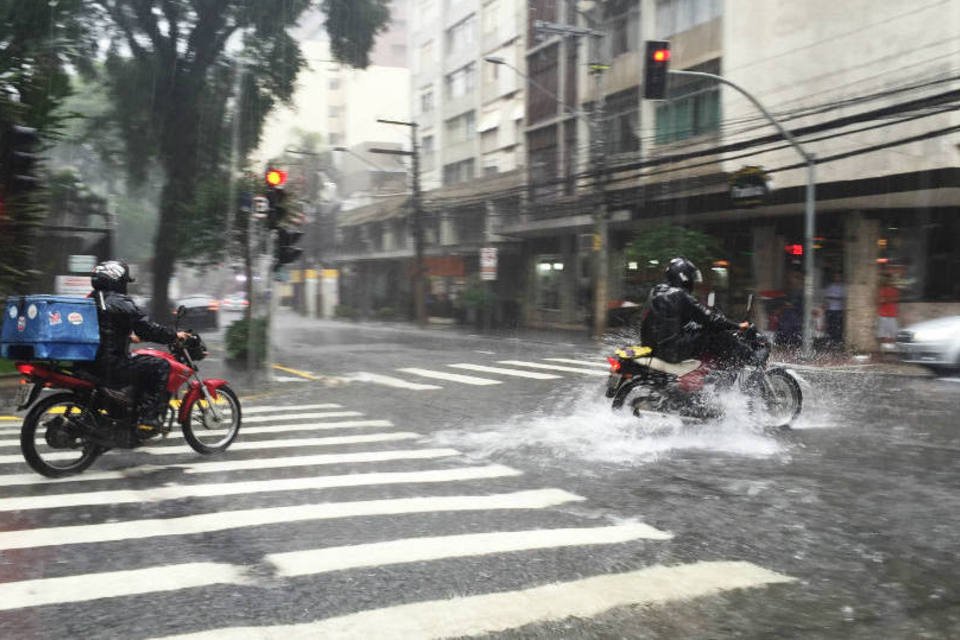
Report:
14,308,241,478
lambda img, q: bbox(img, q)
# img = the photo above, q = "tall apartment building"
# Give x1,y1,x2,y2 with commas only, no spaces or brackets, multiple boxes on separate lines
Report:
411,0,526,190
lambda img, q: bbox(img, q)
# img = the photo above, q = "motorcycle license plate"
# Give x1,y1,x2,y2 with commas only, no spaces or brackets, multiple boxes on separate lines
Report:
606,374,622,397
15,382,35,409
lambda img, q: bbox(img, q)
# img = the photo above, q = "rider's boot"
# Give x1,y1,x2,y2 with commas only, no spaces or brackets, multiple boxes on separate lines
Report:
137,391,166,436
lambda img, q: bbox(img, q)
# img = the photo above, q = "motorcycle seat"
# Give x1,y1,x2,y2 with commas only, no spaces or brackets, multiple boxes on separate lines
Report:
644,357,701,377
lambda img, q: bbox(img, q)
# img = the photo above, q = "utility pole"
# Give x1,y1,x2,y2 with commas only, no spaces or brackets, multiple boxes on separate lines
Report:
371,118,426,327
532,18,608,339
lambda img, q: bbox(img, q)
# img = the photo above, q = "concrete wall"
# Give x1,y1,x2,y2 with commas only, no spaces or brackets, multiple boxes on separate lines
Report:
722,0,960,189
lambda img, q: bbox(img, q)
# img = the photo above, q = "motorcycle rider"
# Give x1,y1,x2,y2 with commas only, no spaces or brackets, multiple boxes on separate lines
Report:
641,257,757,367
88,260,189,433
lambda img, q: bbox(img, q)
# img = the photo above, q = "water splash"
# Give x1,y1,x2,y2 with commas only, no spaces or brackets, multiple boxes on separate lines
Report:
433,383,786,470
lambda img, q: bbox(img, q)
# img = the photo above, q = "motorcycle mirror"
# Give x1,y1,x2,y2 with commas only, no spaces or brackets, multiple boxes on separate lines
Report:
745,293,754,315
707,291,715,308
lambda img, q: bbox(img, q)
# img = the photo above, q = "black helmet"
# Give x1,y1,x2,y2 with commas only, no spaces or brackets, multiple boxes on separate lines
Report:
664,257,702,292
91,259,135,293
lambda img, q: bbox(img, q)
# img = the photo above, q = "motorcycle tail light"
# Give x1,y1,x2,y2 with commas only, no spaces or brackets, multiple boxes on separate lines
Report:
607,357,621,372
16,363,36,377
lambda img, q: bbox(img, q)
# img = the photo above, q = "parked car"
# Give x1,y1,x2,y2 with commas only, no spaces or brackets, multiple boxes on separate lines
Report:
896,315,960,375
173,294,220,330
221,292,249,312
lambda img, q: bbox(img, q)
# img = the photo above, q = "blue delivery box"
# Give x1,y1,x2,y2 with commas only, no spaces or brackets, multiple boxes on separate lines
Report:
1,295,100,361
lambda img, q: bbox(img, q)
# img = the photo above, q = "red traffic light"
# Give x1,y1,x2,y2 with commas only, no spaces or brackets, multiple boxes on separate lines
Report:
652,49,670,63
784,244,804,256
265,168,287,187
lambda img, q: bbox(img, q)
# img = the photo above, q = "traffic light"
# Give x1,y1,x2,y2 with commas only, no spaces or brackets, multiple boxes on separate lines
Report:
2,124,41,197
275,226,303,269
643,41,671,100
265,167,287,188
266,185,286,229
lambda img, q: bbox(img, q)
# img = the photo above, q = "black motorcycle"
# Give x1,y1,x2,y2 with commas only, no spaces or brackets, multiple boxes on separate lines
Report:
605,296,803,428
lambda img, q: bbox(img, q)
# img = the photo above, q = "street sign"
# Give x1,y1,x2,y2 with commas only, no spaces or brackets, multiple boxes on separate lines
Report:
252,196,269,219
730,166,770,207
55,275,92,296
67,254,97,274
480,247,498,281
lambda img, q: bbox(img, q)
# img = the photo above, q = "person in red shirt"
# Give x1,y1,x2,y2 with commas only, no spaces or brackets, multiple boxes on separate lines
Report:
876,274,899,352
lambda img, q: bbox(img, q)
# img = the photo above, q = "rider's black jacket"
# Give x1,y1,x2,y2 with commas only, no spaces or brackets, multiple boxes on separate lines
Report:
641,283,739,356
91,290,176,367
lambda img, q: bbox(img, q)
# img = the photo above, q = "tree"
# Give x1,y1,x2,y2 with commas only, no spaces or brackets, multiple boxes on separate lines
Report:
0,0,99,294
321,0,391,69
94,0,312,317
623,225,721,285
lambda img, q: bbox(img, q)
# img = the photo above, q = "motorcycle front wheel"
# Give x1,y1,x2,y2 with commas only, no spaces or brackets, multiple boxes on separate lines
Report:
20,392,104,478
760,368,803,428
182,384,241,454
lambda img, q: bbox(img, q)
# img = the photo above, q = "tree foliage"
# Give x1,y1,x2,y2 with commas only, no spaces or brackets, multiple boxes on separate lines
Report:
0,0,99,294
624,225,721,281
94,0,312,316
322,0,391,69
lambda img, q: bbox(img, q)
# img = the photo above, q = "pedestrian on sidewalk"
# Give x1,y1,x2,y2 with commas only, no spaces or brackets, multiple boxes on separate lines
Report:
823,271,846,348
876,273,900,357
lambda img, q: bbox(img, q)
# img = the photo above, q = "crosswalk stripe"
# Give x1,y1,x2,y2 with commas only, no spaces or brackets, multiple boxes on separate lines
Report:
0,421,400,456
398,367,501,386
0,562,249,612
344,372,442,390
155,561,794,640
498,360,609,376
243,404,343,414
448,364,561,380
267,523,673,577
0,489,584,551
180,448,462,475
243,411,362,423
188,432,420,453
543,357,609,368
0,465,522,512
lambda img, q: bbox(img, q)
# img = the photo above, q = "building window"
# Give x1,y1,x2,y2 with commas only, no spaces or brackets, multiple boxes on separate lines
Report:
445,14,477,57
328,78,341,90
527,44,559,125
329,105,343,118
443,158,475,185
655,0,723,38
329,132,343,146
420,88,434,114
482,0,500,35
605,0,639,57
445,110,476,143
535,256,564,311
654,59,721,144
444,63,476,99
421,135,435,171
604,87,640,154
418,40,434,72
527,124,558,198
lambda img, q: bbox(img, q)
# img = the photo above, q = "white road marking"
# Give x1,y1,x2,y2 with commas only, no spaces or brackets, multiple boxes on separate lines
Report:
197,432,420,452
181,448,461,475
448,364,561,380
243,411,362,423
267,523,673,577
156,561,794,640
398,367,501,386
344,372,443,390
271,376,310,383
0,489,583,550
240,419,395,434
543,357,609,369
497,360,609,376
243,403,343,414
0,563,249,612
0,465,522,512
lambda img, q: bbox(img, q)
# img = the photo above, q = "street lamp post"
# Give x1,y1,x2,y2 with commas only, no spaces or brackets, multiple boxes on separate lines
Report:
668,70,818,359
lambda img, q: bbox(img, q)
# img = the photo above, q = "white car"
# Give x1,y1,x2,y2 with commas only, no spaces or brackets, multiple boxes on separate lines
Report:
896,316,960,375
220,293,249,312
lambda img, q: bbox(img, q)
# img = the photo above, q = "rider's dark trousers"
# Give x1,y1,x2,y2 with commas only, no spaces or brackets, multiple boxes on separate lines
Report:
658,329,755,367
94,355,171,419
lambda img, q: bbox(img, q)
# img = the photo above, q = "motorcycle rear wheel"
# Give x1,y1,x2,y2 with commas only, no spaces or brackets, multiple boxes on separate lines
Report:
182,384,241,454
761,369,803,428
20,392,104,478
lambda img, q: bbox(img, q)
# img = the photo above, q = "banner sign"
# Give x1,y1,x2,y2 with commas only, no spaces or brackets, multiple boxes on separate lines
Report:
729,165,770,207
480,247,498,281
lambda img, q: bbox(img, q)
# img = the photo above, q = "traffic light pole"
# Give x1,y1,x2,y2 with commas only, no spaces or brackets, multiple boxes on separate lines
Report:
669,70,818,359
